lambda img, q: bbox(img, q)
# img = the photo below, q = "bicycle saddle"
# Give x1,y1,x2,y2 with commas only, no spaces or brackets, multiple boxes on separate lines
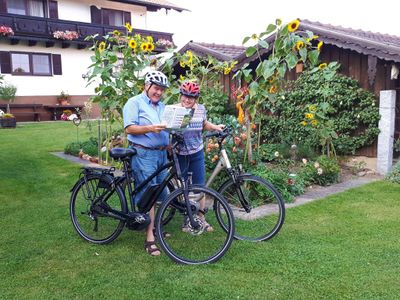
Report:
109,148,137,160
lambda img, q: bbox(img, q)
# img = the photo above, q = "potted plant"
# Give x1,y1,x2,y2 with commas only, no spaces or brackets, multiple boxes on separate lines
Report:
0,82,17,113
0,113,16,128
57,91,70,105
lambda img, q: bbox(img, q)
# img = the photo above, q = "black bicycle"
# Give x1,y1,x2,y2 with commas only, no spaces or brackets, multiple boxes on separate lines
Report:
69,132,235,265
205,128,285,242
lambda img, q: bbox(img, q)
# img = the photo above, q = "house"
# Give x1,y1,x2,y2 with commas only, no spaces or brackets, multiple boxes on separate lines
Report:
0,0,186,121
175,20,400,158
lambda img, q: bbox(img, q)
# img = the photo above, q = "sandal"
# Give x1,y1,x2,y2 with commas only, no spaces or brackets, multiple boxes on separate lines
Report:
202,220,214,232
144,240,161,256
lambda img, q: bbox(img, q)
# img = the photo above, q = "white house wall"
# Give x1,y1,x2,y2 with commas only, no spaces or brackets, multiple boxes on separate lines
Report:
58,0,147,28
0,41,93,96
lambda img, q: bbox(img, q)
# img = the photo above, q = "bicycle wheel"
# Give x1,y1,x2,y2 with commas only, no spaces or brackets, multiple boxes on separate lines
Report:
155,185,235,265
70,174,128,244
217,174,285,242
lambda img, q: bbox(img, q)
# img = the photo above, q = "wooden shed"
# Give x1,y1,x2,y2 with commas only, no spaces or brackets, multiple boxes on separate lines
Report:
176,20,400,157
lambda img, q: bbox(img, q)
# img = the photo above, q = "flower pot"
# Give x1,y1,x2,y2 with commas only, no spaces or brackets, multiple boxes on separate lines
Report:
1,117,16,128
58,99,70,105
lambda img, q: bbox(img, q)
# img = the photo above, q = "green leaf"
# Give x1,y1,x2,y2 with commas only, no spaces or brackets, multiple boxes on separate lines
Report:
258,40,269,49
285,52,298,70
266,24,277,35
308,50,320,66
299,47,307,63
245,46,257,57
242,36,251,45
248,81,259,98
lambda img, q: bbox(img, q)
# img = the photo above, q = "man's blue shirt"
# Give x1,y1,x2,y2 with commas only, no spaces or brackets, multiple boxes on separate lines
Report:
123,92,169,147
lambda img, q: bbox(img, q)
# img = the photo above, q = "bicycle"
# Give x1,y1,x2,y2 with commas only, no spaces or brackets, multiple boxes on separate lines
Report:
69,132,235,265
205,128,285,242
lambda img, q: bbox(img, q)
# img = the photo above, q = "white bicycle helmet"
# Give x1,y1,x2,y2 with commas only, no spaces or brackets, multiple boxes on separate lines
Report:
144,71,169,88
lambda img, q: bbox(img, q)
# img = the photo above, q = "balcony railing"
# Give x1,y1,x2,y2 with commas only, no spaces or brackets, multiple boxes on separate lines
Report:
0,13,174,51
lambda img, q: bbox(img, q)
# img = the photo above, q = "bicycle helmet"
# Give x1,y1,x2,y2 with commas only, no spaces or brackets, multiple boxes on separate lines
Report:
144,71,169,88
180,81,200,98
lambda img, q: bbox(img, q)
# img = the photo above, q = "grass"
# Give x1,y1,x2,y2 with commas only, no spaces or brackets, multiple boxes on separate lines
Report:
1,122,399,299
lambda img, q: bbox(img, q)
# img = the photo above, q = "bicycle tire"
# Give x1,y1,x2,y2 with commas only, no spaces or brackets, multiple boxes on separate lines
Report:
155,185,235,265
70,173,128,244
216,174,285,242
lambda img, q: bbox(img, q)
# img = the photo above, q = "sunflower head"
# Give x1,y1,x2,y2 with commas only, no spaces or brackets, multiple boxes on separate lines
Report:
318,63,327,70
128,39,137,49
288,19,300,32
140,43,149,52
317,41,324,51
98,41,106,53
269,85,277,94
147,43,155,52
125,22,133,33
296,41,305,51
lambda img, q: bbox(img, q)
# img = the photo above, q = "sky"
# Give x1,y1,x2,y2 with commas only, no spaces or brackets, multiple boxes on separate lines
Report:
147,0,400,49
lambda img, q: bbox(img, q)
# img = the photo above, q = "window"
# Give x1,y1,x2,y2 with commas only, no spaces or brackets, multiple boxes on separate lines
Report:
102,9,125,26
11,52,51,76
7,0,45,17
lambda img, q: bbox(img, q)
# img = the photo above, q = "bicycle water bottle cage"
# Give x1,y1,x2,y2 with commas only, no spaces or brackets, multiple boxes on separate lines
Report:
126,212,151,231
109,148,137,161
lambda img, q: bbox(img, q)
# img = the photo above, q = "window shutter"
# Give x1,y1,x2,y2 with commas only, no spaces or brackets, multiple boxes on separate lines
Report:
49,1,59,19
123,11,131,24
90,5,102,24
0,0,7,13
52,54,62,75
0,51,11,74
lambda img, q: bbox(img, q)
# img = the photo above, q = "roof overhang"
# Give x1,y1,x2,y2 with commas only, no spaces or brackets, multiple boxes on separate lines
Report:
107,0,188,12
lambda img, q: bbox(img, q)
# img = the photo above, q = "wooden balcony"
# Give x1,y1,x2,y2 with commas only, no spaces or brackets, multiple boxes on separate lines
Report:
0,13,174,51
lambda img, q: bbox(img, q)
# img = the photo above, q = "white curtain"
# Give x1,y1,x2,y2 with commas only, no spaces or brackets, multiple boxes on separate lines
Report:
29,0,44,17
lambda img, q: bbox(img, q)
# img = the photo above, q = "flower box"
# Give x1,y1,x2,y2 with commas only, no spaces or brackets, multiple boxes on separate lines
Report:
0,116,16,128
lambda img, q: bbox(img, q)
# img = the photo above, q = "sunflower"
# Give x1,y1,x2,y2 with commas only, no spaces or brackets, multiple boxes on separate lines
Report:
140,43,148,52
300,121,307,126
147,43,155,52
288,19,300,32
128,39,137,49
309,104,317,112
186,51,193,64
305,113,314,119
125,22,132,33
317,41,324,51
296,41,304,51
98,41,106,53
179,61,186,68
311,119,318,126
318,63,327,70
113,30,120,36
269,85,277,94
224,67,231,75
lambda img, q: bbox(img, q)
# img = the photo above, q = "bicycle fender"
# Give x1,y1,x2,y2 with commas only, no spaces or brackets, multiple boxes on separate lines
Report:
69,173,115,192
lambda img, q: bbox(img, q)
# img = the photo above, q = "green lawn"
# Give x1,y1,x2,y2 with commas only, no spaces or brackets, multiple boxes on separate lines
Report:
1,122,399,299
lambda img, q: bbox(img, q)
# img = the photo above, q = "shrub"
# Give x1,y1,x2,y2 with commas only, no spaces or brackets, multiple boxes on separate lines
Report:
260,63,380,155
64,137,98,157
299,155,340,186
385,161,400,184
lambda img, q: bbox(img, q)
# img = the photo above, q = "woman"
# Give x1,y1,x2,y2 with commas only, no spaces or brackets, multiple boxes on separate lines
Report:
176,81,224,232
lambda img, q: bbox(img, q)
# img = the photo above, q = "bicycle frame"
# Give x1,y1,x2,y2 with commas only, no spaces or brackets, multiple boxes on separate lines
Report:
205,133,252,213
79,134,201,228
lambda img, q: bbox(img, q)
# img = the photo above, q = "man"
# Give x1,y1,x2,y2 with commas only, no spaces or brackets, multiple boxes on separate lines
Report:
123,71,169,256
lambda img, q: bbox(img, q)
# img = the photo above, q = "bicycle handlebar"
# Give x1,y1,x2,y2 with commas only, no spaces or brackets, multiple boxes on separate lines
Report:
204,127,231,140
